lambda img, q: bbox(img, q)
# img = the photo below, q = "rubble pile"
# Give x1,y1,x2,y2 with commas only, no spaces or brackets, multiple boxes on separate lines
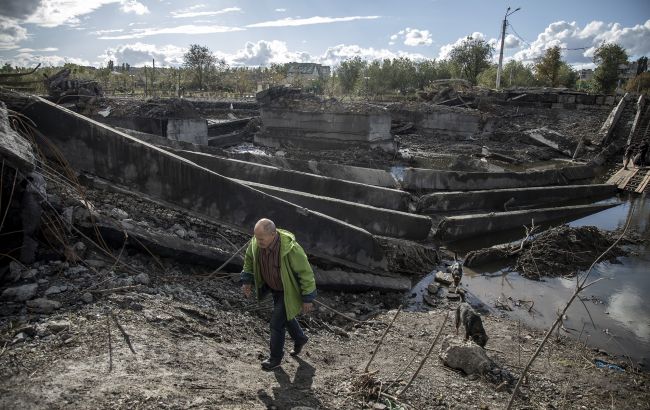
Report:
515,225,631,279
43,68,103,101
256,86,386,114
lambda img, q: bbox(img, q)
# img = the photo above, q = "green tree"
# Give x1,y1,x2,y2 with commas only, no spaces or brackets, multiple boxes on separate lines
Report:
557,63,578,89
534,46,563,87
336,56,366,94
592,42,628,93
183,44,217,90
448,36,494,85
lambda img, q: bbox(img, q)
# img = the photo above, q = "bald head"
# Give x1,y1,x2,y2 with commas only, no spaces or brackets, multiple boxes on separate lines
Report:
254,218,277,248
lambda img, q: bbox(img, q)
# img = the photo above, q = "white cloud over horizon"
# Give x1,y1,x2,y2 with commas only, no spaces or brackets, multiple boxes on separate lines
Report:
170,7,241,19
98,25,244,40
390,28,433,47
246,15,380,28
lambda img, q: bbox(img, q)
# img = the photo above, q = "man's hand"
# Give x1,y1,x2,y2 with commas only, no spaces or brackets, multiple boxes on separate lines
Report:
302,302,313,314
242,284,252,298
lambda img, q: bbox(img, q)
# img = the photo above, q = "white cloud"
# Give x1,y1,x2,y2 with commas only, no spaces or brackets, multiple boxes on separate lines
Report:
438,32,493,59
217,40,310,66
504,34,521,49
319,44,426,66
246,15,380,28
0,16,27,49
90,28,123,35
25,0,149,28
9,51,90,67
171,7,241,19
275,8,286,12
513,19,650,65
120,0,149,15
391,28,433,47
100,42,186,66
17,47,58,52
98,25,244,39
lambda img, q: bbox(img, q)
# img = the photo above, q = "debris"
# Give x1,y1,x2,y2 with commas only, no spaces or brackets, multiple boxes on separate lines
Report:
594,359,625,372
26,298,62,313
434,271,453,286
1,283,38,302
46,320,71,333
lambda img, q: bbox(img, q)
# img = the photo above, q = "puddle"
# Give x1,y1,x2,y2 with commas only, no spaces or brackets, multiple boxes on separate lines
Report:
412,194,650,367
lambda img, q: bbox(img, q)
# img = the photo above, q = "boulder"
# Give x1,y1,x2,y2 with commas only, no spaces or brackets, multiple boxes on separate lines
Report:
434,271,453,286
439,335,494,375
26,298,62,313
1,283,38,302
46,320,71,333
134,272,151,285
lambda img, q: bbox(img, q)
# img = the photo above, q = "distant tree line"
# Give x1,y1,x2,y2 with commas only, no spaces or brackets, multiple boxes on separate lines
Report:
1,40,646,97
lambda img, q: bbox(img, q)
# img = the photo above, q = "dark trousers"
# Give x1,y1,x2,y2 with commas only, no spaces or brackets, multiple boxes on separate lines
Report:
270,290,307,360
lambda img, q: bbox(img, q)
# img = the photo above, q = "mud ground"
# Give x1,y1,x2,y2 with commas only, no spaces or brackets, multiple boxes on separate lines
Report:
1,262,648,409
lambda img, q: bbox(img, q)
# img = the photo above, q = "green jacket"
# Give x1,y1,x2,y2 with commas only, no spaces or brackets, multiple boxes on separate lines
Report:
240,229,317,320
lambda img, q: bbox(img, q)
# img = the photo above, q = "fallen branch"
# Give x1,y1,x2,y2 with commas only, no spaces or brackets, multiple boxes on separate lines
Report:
506,202,636,409
314,299,375,325
397,312,449,398
364,306,402,372
110,313,136,355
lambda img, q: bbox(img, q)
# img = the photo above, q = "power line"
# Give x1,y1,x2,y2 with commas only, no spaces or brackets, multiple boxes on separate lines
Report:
507,22,531,48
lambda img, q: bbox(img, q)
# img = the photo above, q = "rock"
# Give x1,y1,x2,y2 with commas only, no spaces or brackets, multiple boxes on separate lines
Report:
373,403,387,410
8,261,23,282
134,272,150,285
26,298,62,313
423,293,437,307
110,207,129,220
1,283,38,302
44,285,68,296
81,292,93,304
175,228,187,238
447,292,461,301
85,259,107,269
65,266,88,277
46,320,71,333
12,332,28,344
187,229,198,239
434,271,453,286
38,279,49,285
14,325,37,337
427,282,439,294
439,335,494,376
73,241,87,258
22,269,38,280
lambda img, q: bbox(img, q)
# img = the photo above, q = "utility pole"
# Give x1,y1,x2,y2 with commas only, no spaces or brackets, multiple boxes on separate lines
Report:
496,6,520,90
152,58,155,97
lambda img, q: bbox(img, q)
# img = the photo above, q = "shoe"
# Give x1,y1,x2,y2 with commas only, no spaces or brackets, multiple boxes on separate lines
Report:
261,358,282,371
290,339,308,357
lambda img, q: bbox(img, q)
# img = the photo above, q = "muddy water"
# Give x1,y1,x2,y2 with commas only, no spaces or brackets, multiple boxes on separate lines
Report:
413,195,650,367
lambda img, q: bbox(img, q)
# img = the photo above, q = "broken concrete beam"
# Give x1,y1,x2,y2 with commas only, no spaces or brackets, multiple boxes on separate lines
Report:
523,127,574,156
207,132,245,148
231,154,399,189
18,95,389,271
313,268,411,292
94,116,208,145
239,179,432,240
173,149,413,211
402,165,595,191
257,108,395,152
75,215,244,270
417,184,617,214
0,101,35,172
434,203,619,242
388,103,493,138
208,117,255,136
594,93,629,146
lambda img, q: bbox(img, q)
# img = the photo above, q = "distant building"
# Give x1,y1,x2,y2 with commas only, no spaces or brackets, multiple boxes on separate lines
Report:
286,63,331,86
578,69,594,82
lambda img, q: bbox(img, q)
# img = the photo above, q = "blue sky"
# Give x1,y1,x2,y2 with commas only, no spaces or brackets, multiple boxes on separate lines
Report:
1,0,648,68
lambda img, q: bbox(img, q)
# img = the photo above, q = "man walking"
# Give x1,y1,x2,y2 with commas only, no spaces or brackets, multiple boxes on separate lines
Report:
241,218,317,370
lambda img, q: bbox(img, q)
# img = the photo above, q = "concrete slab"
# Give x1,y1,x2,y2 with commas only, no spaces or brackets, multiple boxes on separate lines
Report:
435,203,619,242
174,149,413,211
402,166,596,191
19,96,389,271
418,184,617,213
239,179,432,240
0,102,35,172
